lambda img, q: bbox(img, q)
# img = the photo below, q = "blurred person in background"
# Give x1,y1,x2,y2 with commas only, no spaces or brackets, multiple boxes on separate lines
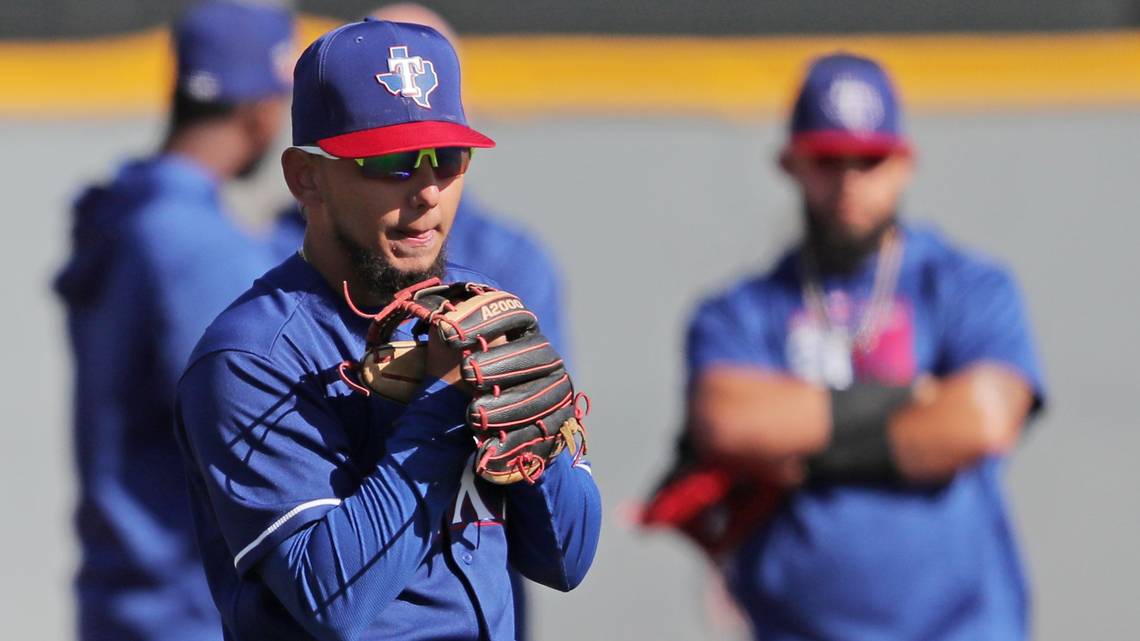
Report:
53,2,293,639
642,53,1045,641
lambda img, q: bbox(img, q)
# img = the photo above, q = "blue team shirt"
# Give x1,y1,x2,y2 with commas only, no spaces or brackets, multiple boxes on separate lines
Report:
267,195,566,641
174,254,601,641
687,223,1045,641
268,197,569,361
54,154,275,641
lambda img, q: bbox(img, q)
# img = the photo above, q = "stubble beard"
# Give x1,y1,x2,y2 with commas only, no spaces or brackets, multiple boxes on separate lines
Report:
332,223,446,304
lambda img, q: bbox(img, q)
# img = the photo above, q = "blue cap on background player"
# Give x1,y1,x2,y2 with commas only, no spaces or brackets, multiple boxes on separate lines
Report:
174,1,295,103
787,52,910,157
292,18,495,158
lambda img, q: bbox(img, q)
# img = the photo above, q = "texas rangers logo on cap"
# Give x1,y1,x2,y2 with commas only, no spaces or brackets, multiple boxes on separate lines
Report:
785,52,909,157
292,19,494,157
822,74,885,133
376,45,439,109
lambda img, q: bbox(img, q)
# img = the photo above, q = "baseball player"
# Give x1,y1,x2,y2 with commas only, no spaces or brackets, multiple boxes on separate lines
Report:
644,53,1045,640
268,3,572,372
53,3,292,640
265,8,572,640
174,19,601,641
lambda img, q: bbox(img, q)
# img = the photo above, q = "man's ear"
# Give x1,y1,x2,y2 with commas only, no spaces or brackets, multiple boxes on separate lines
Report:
778,148,795,175
893,151,917,185
281,148,322,207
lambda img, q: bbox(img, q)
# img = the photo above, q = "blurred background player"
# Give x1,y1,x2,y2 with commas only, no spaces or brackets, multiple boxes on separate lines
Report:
53,2,292,639
267,3,571,365
644,53,1046,640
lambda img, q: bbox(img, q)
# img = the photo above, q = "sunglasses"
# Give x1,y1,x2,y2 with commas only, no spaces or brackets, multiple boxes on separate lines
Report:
296,146,473,181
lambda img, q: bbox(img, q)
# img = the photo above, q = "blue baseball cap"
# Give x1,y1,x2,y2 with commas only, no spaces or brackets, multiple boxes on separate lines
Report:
291,18,494,157
787,53,910,157
174,1,294,103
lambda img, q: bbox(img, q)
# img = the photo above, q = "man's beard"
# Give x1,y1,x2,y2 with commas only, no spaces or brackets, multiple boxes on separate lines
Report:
333,223,446,304
803,205,897,275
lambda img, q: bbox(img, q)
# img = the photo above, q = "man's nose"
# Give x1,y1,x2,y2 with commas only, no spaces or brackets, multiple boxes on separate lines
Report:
408,165,442,210
837,165,864,189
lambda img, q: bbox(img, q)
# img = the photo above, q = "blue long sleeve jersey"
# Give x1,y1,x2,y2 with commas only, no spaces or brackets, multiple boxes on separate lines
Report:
54,154,275,641
266,194,569,641
174,254,601,641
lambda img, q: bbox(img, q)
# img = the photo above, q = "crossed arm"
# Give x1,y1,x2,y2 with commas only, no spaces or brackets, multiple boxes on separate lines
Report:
689,363,1035,485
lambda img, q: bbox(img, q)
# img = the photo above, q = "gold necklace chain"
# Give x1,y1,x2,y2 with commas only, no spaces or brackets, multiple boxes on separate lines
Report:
801,227,904,353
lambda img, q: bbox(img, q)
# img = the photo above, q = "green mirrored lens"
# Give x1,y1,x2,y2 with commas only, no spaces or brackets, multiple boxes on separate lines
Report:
356,151,420,180
355,147,472,181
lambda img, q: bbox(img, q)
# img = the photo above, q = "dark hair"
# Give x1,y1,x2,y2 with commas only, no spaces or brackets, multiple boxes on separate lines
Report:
168,87,238,132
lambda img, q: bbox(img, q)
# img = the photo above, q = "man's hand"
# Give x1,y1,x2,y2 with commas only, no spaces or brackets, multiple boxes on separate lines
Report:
889,364,1033,483
425,330,463,386
343,278,588,484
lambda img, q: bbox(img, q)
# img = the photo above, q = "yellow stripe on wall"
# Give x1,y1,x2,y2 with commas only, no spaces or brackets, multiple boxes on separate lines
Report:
2,16,1138,118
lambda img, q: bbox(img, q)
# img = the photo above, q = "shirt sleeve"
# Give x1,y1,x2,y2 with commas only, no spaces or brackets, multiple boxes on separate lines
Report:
504,450,601,591
938,260,1047,407
178,351,475,641
686,291,781,381
148,223,274,394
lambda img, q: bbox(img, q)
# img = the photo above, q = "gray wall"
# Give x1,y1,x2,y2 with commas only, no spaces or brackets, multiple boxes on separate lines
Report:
4,0,1140,38
4,108,1139,639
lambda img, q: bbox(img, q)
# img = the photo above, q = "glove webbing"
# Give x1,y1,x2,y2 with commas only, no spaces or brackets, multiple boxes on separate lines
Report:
337,278,450,396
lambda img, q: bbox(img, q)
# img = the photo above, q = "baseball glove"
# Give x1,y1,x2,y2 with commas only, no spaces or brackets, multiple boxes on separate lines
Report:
640,430,785,560
356,340,427,404
339,278,588,485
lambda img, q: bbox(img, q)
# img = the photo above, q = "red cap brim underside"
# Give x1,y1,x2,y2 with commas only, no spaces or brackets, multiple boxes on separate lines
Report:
788,130,911,157
318,121,496,157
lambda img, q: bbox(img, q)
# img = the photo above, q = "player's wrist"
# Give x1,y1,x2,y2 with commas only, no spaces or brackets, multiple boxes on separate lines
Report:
805,382,914,485
386,381,473,469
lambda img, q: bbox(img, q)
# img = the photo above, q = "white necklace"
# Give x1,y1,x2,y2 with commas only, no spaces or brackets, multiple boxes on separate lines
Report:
801,227,903,354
